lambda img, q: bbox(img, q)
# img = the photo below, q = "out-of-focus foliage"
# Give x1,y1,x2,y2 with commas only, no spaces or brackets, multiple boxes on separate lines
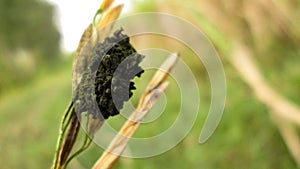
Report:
127,0,300,168
0,0,60,91
0,0,300,169
0,0,60,59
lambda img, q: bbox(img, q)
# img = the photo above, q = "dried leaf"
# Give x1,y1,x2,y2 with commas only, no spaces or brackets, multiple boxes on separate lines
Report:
100,0,115,12
138,53,179,110
96,4,124,42
88,118,104,137
72,24,94,90
72,4,124,91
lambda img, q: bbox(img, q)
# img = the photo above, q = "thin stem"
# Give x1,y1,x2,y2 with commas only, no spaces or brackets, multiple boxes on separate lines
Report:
52,101,74,169
62,133,93,169
93,10,103,27
62,102,74,127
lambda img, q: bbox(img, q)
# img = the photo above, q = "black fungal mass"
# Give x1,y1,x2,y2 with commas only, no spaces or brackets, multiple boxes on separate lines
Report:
74,28,145,120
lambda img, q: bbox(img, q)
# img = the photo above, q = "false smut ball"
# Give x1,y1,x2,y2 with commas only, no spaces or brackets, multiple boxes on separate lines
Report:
74,28,145,120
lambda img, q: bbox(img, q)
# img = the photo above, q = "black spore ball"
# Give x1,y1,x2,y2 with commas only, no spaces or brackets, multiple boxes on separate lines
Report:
74,28,145,120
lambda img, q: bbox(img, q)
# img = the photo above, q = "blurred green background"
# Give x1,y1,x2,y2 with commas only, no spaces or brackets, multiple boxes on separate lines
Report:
0,0,300,168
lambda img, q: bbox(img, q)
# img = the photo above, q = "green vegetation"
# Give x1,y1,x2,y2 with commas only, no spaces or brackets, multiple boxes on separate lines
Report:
0,59,71,169
0,0,300,169
0,0,61,92
0,55,298,169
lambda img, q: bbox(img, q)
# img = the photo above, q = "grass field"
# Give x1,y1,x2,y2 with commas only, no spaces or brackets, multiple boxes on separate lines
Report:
0,0,300,168
0,55,298,169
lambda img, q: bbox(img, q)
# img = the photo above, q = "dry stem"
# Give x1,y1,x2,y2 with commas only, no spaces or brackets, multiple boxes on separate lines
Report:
92,53,179,169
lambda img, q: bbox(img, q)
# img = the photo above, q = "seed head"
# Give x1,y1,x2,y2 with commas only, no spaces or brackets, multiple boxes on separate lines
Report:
74,28,144,120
